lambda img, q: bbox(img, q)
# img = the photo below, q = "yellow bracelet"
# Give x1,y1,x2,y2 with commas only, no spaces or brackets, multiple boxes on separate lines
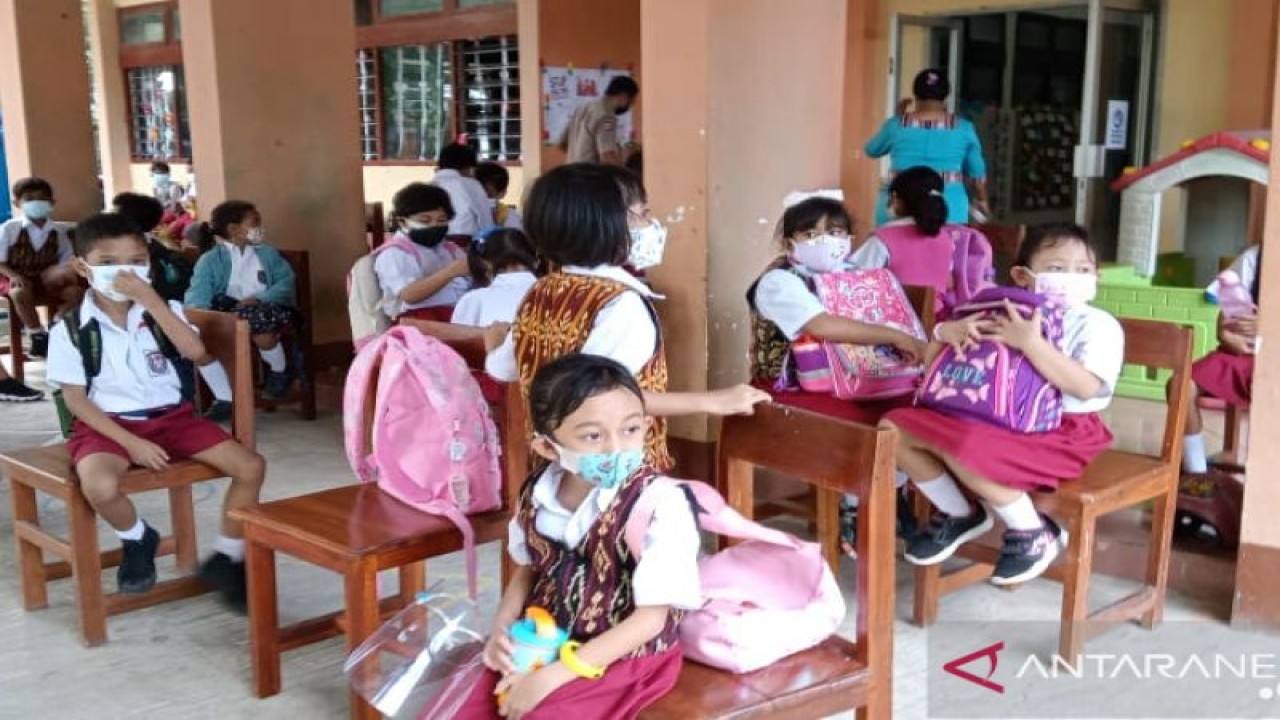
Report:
558,641,607,680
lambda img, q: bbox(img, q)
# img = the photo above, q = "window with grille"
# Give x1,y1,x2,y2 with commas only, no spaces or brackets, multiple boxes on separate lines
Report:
460,36,520,161
127,65,190,160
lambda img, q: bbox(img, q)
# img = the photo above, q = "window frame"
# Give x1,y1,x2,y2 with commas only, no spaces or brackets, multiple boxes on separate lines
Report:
118,2,189,163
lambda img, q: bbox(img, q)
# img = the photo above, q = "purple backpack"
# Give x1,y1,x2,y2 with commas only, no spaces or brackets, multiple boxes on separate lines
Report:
917,287,1066,433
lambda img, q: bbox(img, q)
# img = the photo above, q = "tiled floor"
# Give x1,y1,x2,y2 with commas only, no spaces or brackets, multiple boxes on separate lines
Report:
0,353,1254,719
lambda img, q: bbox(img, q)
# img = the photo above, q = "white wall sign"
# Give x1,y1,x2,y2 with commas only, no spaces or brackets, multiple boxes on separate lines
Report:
1105,100,1129,150
541,67,635,146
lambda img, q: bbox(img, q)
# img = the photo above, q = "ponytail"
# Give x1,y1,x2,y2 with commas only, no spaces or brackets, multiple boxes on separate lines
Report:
195,221,216,253
888,166,948,237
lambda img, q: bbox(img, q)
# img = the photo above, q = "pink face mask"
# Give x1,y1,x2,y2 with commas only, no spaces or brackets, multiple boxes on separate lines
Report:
790,235,851,273
1034,272,1097,307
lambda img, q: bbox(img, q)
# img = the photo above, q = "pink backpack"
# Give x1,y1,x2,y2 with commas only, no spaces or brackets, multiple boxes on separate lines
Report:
624,478,845,674
877,223,994,317
789,268,926,400
344,326,504,598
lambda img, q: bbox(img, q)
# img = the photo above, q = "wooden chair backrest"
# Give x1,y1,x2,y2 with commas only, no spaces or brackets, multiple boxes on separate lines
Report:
187,309,255,449
276,250,313,347
365,202,386,250
976,223,1026,284
1118,318,1193,465
903,285,937,338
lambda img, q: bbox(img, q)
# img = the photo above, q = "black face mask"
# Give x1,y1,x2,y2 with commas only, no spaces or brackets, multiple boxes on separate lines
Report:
614,105,630,116
408,225,449,248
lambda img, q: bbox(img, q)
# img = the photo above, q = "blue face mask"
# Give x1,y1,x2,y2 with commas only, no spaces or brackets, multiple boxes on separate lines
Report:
545,437,644,490
21,200,53,221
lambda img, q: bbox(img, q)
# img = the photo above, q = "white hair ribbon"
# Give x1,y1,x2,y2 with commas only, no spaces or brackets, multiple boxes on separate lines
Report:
783,189,844,210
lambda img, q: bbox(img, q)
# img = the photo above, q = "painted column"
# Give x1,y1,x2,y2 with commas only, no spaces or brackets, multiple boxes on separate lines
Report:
178,0,365,345
0,0,101,219
84,0,133,202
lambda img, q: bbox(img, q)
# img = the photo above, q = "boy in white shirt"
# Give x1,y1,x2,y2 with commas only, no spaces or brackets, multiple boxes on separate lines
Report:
0,177,80,357
47,213,265,609
431,143,496,240
474,162,524,230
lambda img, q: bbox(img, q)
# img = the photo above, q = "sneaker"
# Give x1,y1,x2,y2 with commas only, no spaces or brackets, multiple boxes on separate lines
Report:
262,369,293,401
200,552,247,613
990,515,1069,586
904,505,993,566
118,524,160,593
203,399,233,423
28,331,48,359
896,488,919,540
0,377,44,402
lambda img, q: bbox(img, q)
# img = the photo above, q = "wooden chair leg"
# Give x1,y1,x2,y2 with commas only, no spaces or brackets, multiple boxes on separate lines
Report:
246,538,282,698
66,490,108,647
398,560,426,605
912,564,942,627
8,304,24,382
1142,486,1177,629
1223,406,1242,456
168,485,199,572
815,487,842,573
345,559,383,720
1057,511,1096,664
9,477,49,610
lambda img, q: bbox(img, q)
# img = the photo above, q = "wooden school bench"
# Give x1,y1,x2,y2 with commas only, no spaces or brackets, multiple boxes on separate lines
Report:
1,310,255,646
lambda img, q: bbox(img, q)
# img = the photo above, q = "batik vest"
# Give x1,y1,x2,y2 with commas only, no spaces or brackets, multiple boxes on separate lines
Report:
746,256,800,385
8,227,61,278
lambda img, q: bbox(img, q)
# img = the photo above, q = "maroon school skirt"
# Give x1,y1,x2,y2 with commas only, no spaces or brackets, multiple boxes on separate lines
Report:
397,306,455,323
68,404,231,465
448,646,682,720
1192,349,1254,407
752,380,913,425
884,407,1114,491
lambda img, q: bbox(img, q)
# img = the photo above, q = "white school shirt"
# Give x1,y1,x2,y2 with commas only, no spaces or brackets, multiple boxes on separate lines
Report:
373,233,472,316
46,294,192,414
0,217,74,264
485,265,660,381
432,169,496,237
451,271,537,327
1205,245,1260,299
1059,304,1125,414
752,260,855,341
220,240,266,300
506,464,703,610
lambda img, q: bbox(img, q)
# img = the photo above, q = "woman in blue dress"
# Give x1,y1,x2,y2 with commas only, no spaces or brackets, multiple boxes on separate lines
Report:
865,68,990,226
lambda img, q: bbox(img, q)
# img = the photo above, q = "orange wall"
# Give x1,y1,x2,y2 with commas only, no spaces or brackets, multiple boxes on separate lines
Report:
536,0,641,170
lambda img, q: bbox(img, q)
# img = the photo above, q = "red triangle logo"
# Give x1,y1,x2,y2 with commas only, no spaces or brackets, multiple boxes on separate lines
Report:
943,641,1006,694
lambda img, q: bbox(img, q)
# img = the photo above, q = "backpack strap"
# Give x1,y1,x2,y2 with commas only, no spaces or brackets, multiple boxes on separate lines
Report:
623,478,805,560
62,307,103,394
141,312,183,363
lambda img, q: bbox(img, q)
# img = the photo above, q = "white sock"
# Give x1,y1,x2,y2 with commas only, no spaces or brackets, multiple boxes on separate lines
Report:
895,471,910,489
199,361,233,402
843,493,858,508
1182,433,1208,474
915,473,972,517
993,494,1043,531
214,535,245,562
260,344,286,373
117,519,147,541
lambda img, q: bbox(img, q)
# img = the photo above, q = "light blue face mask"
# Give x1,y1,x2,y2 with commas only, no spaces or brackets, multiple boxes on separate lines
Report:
21,200,53,221
545,437,644,490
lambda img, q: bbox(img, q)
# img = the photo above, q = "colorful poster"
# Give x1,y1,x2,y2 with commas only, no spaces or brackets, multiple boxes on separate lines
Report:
541,67,635,146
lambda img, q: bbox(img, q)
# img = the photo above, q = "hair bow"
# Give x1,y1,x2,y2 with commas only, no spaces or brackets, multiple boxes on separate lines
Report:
783,189,844,209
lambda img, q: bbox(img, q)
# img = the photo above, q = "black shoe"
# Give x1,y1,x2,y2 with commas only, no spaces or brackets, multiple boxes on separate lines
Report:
905,505,993,566
117,524,160,593
839,496,858,557
203,399,233,423
0,377,44,402
896,488,919,540
200,552,247,613
262,369,292,401
991,515,1069,586
28,331,48,358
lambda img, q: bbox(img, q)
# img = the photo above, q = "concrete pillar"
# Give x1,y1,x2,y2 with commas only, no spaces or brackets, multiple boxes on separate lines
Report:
178,0,365,345
0,0,101,219
84,0,133,202
840,0,886,223
517,0,542,182
641,0,848,455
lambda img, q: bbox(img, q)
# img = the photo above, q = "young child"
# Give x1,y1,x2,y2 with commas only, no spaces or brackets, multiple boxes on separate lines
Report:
854,166,993,316
458,354,699,720
375,182,472,323
432,143,497,240
884,223,1124,585
0,364,44,402
485,163,768,470
46,213,265,607
186,201,299,401
150,161,186,214
452,227,539,327
475,161,524,230
0,177,80,357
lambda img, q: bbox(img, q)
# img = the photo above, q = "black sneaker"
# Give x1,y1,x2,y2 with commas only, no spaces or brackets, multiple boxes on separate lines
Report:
0,377,44,402
905,505,993,566
262,369,292,401
897,488,919,540
991,515,1069,586
202,399,233,423
118,524,160,593
28,331,48,359
200,552,247,613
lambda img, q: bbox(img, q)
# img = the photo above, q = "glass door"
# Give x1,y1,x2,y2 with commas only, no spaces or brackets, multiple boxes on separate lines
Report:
887,15,963,117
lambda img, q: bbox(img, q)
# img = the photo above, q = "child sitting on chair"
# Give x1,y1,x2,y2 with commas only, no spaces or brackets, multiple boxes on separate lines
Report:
455,353,699,720
46,213,265,608
376,182,472,324
0,176,81,358
451,227,539,327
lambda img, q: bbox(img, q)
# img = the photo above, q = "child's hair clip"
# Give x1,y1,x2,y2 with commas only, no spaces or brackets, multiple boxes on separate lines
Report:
472,225,502,251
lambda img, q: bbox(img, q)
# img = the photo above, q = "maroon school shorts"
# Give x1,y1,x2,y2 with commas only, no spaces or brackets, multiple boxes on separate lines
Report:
68,403,232,465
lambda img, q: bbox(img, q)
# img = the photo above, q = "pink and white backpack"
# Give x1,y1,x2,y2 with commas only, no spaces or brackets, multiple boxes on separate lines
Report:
347,236,417,351
343,326,503,598
624,478,845,674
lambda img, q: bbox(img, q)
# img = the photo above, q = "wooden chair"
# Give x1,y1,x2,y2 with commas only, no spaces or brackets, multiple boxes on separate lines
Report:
976,223,1026,285
254,249,317,420
364,202,385,250
234,327,527,720
1,293,55,382
911,318,1193,663
645,404,897,719
1,310,255,646
1209,402,1248,474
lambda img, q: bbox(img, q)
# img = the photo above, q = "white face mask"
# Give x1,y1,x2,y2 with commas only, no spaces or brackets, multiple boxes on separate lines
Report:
246,227,265,245
791,234,851,273
20,200,53,221
1034,272,1097,307
628,220,668,270
88,264,151,302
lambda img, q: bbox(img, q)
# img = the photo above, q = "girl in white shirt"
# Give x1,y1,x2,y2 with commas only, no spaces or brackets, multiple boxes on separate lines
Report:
884,223,1125,585
451,228,539,327
374,183,472,323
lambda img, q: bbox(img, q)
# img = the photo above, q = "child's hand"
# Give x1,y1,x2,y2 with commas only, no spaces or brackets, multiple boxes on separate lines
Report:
1227,314,1258,338
1221,327,1257,356
985,300,1043,351
449,257,471,278
114,269,161,308
498,666,564,720
482,630,518,675
937,316,988,352
704,384,771,416
124,436,170,471
892,334,928,363
484,322,511,352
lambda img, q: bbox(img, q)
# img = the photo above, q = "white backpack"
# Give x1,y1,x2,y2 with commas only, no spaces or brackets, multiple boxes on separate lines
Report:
347,237,416,350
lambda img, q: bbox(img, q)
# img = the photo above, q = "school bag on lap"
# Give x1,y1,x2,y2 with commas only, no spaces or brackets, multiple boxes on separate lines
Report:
343,326,503,598
917,287,1066,433
623,478,845,674
790,268,927,401
347,236,417,351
